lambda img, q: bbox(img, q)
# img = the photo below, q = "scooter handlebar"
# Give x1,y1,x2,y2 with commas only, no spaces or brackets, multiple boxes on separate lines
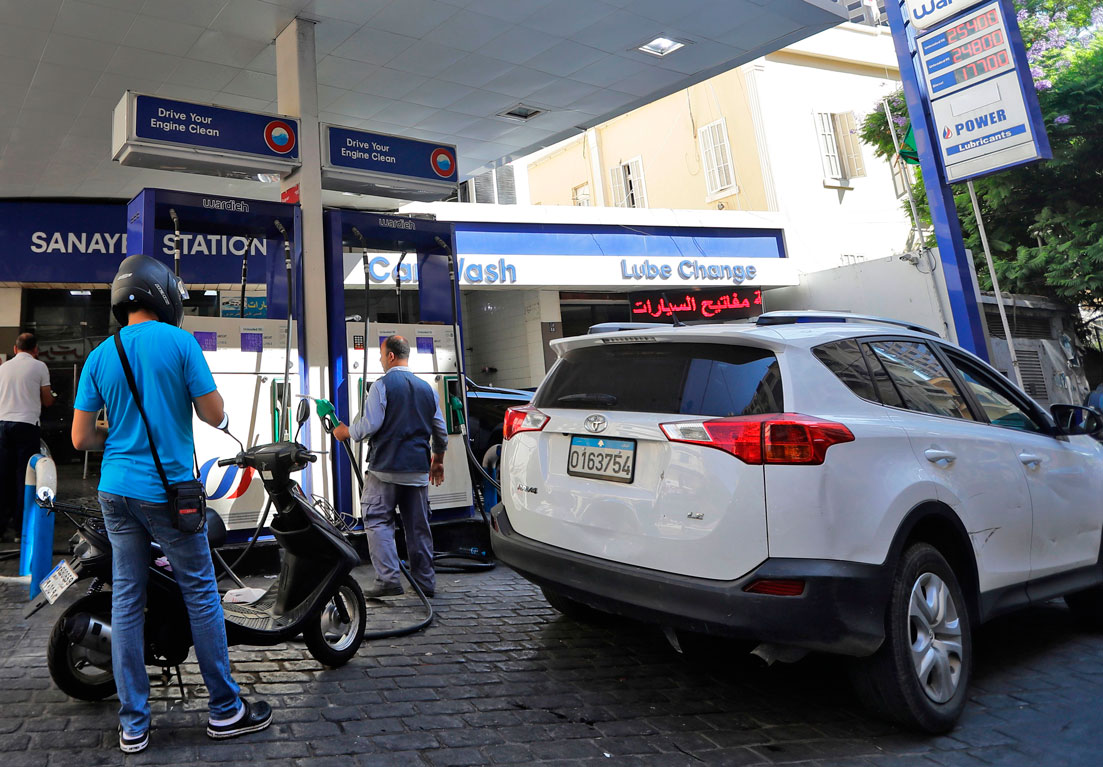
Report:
217,457,238,467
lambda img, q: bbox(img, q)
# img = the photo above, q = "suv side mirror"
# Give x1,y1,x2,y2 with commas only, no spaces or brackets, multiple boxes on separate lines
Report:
1051,404,1103,437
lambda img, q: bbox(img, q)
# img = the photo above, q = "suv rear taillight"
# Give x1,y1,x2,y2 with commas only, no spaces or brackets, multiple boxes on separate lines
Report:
660,414,853,465
503,405,550,441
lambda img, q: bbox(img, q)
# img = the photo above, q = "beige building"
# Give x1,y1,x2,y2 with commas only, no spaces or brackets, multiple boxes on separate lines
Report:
523,22,912,273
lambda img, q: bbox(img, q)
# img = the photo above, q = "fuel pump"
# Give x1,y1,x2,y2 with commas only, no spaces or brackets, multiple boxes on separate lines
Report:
125,189,302,544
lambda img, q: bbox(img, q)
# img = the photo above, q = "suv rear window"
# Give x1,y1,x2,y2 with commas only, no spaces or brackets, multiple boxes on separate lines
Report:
534,343,783,417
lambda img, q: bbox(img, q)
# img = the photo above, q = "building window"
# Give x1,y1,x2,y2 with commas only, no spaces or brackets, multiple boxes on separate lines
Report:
609,157,648,208
815,111,866,185
571,183,591,206
699,119,737,197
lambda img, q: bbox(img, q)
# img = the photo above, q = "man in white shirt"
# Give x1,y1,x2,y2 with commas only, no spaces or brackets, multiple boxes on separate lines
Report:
0,333,55,541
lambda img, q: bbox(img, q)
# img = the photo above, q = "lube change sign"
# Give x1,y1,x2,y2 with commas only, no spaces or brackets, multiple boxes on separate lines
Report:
914,0,1050,182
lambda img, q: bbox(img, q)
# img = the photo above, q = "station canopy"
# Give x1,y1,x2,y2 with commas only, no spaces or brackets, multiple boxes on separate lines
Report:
0,0,846,205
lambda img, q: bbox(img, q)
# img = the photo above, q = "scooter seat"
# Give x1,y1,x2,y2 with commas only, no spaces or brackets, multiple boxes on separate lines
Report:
205,509,227,550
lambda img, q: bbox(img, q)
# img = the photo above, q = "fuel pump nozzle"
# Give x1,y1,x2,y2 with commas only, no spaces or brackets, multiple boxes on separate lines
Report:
169,208,181,277
274,219,293,440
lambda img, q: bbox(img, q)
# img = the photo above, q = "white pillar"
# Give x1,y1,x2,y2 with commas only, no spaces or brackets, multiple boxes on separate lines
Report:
743,61,778,212
276,18,331,497
585,128,607,207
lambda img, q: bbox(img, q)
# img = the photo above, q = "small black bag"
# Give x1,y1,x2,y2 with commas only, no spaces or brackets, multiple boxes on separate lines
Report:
114,333,207,534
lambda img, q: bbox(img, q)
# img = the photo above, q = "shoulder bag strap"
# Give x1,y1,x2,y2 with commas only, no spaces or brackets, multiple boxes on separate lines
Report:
114,333,173,496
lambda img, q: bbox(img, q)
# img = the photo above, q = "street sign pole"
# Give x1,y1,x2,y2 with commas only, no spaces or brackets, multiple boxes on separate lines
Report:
967,178,1022,387
886,0,989,359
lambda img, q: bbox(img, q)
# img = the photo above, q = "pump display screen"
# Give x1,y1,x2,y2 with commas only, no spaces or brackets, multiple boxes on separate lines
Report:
918,2,1015,99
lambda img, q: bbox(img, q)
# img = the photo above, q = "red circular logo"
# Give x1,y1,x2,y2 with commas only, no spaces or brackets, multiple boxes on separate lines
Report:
263,120,296,154
430,147,456,179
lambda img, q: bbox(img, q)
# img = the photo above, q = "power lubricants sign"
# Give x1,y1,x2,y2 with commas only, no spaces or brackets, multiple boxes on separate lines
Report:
915,0,1050,182
134,95,299,159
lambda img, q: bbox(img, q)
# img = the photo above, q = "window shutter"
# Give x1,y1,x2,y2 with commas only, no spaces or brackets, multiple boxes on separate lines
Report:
495,165,516,204
609,166,627,207
834,112,866,179
626,158,647,208
473,171,496,203
816,112,842,179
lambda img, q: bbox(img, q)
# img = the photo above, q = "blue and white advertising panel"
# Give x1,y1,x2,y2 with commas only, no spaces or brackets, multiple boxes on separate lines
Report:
326,126,456,183
0,200,280,285
133,94,299,160
905,0,975,30
113,92,301,180
321,124,458,201
915,0,1050,182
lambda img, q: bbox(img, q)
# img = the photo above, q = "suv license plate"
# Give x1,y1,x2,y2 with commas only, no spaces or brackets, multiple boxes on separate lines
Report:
40,560,78,604
567,436,635,483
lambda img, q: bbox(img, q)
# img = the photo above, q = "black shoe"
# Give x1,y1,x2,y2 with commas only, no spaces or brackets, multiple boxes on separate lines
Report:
364,581,404,598
118,727,149,754
416,584,435,598
207,698,272,739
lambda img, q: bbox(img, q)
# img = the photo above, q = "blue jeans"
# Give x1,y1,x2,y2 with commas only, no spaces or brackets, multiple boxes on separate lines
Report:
99,492,241,735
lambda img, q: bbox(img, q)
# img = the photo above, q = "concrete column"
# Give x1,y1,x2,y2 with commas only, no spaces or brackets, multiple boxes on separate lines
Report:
276,18,331,497
585,128,606,207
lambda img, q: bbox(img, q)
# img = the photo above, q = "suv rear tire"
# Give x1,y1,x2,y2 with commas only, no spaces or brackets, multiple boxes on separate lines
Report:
852,542,972,733
1065,586,1103,629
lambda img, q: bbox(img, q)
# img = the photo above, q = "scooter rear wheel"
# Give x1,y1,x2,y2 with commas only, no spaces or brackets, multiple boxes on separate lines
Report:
303,575,366,667
47,592,117,701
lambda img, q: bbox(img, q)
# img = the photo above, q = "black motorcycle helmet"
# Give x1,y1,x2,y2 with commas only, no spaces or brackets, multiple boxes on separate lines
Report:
110,254,187,327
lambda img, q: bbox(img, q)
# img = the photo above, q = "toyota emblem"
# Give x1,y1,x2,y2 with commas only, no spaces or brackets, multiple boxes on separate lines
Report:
584,414,607,434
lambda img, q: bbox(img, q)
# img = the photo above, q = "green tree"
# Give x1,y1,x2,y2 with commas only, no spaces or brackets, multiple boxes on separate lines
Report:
860,2,1103,311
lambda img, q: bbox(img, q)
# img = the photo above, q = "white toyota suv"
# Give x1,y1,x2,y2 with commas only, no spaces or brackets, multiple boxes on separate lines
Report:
490,313,1103,733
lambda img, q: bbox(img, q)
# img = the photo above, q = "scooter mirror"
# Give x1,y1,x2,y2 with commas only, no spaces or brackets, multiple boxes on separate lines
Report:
296,398,310,426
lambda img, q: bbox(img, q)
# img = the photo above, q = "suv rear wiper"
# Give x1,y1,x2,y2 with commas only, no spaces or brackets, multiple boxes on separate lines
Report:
557,393,618,405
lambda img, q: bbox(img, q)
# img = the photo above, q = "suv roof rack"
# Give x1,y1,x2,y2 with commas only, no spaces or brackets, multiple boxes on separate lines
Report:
755,311,940,337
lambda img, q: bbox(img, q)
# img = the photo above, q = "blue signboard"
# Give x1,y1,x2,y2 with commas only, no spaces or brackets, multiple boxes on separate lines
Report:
914,0,1050,182
0,199,282,286
325,126,457,183
133,94,299,161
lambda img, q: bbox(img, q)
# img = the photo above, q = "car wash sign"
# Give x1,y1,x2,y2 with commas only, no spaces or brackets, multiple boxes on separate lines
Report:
321,125,457,201
913,0,1050,182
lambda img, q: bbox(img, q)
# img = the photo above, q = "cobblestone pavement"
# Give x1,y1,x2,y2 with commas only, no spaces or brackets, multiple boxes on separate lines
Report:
1,564,1101,767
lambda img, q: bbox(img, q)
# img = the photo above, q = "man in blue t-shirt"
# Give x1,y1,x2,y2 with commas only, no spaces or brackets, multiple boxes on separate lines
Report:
72,255,271,754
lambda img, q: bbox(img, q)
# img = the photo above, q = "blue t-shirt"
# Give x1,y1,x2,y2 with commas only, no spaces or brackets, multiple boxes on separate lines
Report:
75,321,216,503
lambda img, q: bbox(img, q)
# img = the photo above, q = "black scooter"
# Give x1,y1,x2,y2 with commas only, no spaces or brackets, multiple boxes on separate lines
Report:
31,404,367,702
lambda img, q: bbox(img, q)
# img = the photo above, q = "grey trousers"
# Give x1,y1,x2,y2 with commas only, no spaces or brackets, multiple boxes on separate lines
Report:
360,472,435,591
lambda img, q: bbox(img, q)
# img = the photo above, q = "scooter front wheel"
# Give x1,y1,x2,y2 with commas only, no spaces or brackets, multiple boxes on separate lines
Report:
303,575,366,667
47,592,117,701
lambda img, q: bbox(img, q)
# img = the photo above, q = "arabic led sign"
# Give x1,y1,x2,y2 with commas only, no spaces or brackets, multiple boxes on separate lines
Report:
629,288,763,321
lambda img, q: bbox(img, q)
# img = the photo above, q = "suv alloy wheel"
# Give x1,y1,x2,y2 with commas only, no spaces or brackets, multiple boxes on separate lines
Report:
852,543,973,733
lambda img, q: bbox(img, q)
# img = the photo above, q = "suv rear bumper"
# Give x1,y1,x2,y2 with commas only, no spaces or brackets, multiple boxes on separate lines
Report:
490,503,889,657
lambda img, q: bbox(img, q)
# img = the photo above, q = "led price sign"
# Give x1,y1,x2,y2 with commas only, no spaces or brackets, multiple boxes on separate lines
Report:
629,287,763,321
919,2,1013,99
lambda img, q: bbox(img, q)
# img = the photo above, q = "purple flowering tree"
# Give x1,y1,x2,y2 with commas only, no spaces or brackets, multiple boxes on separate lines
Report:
859,1,1103,313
